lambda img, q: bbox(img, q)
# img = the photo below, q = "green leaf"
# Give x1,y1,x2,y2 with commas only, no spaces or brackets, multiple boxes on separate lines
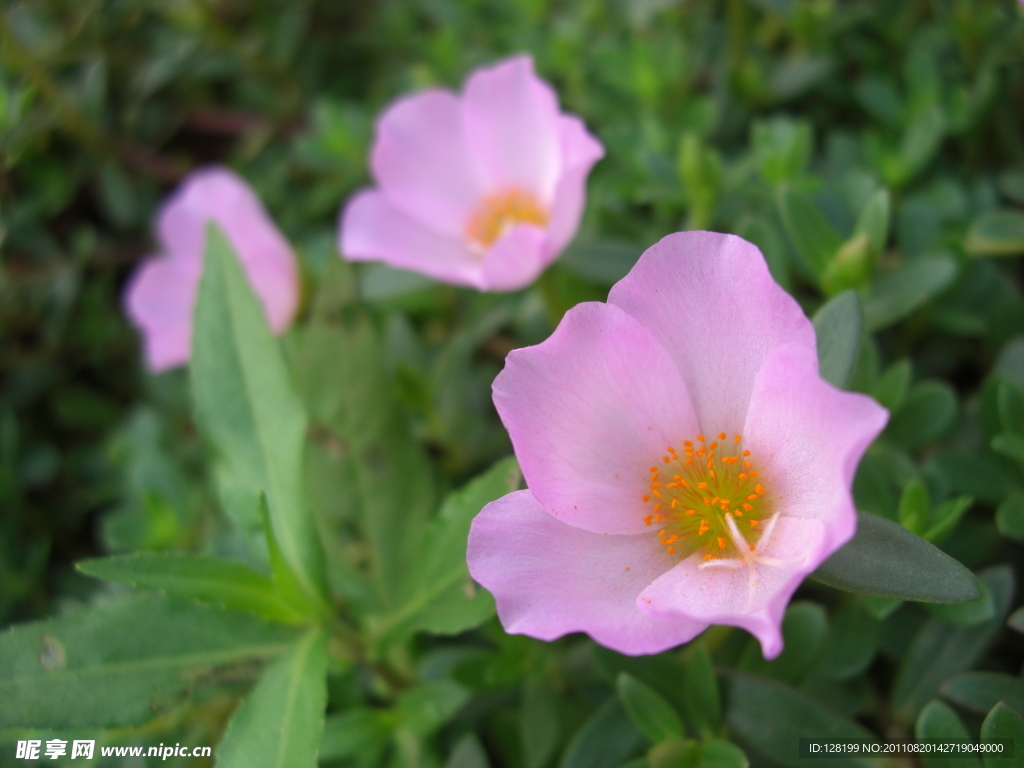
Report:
980,703,1024,768
617,672,686,743
898,478,930,535
821,233,873,296
725,672,877,768
863,255,958,331
992,434,1024,467
942,672,1024,717
966,210,1024,257
681,644,721,739
320,708,392,763
699,740,748,768
396,680,470,737
371,457,519,644
892,566,1014,722
0,594,299,728
854,188,891,255
924,496,974,544
447,734,491,768
560,239,642,285
77,553,304,624
810,600,881,680
216,628,328,768
648,738,700,768
996,493,1024,543
813,291,863,389
915,701,979,768
885,381,958,450
739,602,827,685
812,511,980,603
997,380,1024,435
777,186,843,276
522,675,561,768
293,302,436,608
871,359,912,412
192,225,325,609
560,699,643,768
752,117,813,186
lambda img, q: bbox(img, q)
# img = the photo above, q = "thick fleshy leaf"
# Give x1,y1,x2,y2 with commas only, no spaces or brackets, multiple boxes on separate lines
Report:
965,210,1024,257
682,644,722,739
725,672,877,768
891,566,1014,722
915,701,979,768
77,553,304,624
216,628,328,768
776,186,843,276
811,511,980,603
813,291,863,389
0,595,298,729
942,672,1024,717
980,703,1024,768
616,672,686,743
559,699,643,768
863,255,957,330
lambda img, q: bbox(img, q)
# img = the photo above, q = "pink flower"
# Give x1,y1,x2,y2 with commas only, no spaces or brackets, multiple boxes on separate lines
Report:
125,166,299,372
468,232,888,658
338,55,604,292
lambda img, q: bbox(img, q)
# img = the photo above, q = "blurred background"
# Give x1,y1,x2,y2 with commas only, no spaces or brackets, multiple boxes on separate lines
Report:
3,0,1024,766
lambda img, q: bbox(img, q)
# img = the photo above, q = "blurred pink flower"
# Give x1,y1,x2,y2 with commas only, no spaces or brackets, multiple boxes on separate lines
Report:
468,232,888,658
125,166,299,372
339,55,604,291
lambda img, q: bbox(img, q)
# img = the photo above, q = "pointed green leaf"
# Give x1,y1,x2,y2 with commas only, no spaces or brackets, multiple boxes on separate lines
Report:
871,359,912,412
997,493,1024,543
0,595,299,728
725,672,877,768
915,701,979,768
560,699,643,768
980,703,1024,768
892,567,1014,722
886,380,958,450
396,680,470,737
447,734,491,768
617,673,686,743
371,457,519,644
777,186,843,275
924,496,973,544
192,225,325,608
681,644,722,739
812,511,980,603
854,189,891,255
997,380,1024,435
864,255,957,331
942,672,1024,717
522,675,561,768
898,478,930,535
77,553,304,624
216,628,328,768
813,291,863,389
320,708,392,764
699,739,748,768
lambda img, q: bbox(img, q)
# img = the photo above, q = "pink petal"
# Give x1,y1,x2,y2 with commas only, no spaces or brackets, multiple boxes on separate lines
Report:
607,232,816,436
124,255,199,373
493,301,700,535
340,189,483,289
742,343,889,552
370,89,484,238
479,224,547,292
468,490,706,655
543,115,605,259
155,166,298,334
638,515,826,659
463,55,562,202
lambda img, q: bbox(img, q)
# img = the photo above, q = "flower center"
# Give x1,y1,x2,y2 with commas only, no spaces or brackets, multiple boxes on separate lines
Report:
464,188,549,254
641,432,771,560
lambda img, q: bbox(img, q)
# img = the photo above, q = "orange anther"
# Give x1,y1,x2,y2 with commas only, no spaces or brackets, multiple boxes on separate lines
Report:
686,509,696,515
683,440,693,447
653,491,662,498
735,434,742,443
649,466,658,473
718,537,726,549
743,461,751,469
734,510,743,517
663,456,670,463
654,514,664,521
755,484,765,495
668,547,676,554
642,494,651,502
658,529,666,538
749,545,756,551
709,470,716,478
704,553,713,560
739,473,747,480
748,494,758,501
742,450,750,456
749,471,758,478
697,434,705,442
670,499,679,509
750,519,759,526
654,504,661,512
644,515,653,525
685,459,694,466
743,502,753,511
698,482,708,489
709,441,718,449
651,483,662,489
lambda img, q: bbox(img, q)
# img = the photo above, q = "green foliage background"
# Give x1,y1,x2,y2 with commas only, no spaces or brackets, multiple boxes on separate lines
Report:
2,0,1024,766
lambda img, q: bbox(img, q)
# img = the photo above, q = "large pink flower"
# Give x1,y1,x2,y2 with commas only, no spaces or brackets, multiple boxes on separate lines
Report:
468,232,888,658
125,166,298,372
338,55,604,292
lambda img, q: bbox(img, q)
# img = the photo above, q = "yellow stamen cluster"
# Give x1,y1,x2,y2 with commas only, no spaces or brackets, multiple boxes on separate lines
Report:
465,188,549,253
642,432,770,560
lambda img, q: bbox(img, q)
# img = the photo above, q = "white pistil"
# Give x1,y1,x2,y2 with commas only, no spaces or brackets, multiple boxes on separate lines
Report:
699,513,805,613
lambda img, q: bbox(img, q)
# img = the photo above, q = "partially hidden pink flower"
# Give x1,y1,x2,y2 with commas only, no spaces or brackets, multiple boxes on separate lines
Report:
468,231,888,658
338,55,604,292
125,166,298,372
